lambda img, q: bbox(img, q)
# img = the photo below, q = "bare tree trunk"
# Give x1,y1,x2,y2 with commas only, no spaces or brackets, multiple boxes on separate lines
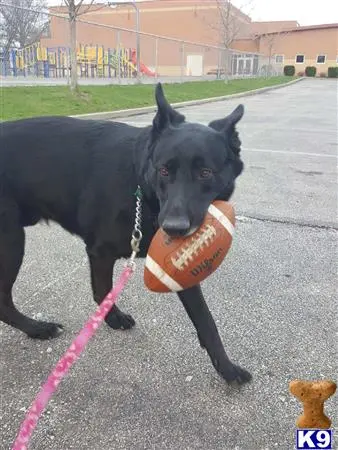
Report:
267,44,272,78
3,45,12,76
223,47,230,84
69,12,78,91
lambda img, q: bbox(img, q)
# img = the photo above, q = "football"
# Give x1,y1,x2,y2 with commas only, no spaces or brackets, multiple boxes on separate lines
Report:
144,201,235,293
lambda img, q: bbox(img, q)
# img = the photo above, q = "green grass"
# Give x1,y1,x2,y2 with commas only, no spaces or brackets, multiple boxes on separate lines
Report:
1,76,294,121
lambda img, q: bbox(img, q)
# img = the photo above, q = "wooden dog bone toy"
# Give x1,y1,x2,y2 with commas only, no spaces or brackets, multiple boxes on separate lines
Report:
289,380,337,429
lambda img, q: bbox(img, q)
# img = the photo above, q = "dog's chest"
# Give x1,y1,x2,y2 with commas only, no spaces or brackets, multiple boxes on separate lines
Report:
113,206,159,259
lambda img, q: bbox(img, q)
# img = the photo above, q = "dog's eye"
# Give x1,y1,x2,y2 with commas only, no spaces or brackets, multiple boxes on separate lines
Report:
159,166,169,177
199,168,213,179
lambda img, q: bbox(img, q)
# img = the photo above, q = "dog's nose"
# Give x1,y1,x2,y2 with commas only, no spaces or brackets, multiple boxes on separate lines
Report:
162,217,191,237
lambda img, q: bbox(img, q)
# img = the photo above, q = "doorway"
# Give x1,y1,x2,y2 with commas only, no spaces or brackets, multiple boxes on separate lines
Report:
186,54,203,76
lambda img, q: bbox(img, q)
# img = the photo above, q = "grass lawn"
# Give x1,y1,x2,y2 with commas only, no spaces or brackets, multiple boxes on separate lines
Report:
1,76,295,121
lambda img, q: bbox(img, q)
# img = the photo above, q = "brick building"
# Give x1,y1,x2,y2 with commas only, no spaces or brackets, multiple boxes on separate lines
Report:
40,0,338,77
254,24,338,75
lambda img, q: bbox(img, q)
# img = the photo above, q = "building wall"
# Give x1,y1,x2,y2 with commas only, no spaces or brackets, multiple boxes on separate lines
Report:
249,20,299,35
40,1,337,77
259,27,338,74
40,1,254,75
42,1,250,48
231,38,259,53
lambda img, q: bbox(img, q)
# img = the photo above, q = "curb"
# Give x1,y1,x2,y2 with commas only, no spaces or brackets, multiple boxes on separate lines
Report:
71,77,304,121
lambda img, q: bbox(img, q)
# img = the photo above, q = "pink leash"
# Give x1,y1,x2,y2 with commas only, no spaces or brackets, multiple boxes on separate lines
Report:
12,265,135,450
12,186,143,449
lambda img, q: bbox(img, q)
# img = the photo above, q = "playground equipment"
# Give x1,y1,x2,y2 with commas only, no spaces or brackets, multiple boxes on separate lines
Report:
130,49,156,77
0,42,156,79
108,48,138,78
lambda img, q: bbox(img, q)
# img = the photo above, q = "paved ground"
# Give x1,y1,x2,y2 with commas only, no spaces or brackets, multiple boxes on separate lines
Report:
1,78,337,450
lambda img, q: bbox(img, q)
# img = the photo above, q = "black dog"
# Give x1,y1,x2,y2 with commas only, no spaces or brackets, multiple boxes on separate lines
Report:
0,83,251,384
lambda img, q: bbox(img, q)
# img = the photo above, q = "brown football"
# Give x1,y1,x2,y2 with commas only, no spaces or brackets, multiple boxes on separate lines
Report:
144,201,235,293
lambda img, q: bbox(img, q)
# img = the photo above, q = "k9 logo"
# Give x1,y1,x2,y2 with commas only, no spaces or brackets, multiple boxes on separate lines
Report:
296,429,333,449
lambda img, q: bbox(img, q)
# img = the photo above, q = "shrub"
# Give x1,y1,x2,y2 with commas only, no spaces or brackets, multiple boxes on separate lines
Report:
305,66,316,77
319,72,327,78
284,65,295,76
328,67,338,78
297,71,305,77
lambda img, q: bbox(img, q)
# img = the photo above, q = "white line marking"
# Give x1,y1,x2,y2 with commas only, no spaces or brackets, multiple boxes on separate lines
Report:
145,255,183,292
242,147,337,159
208,204,234,236
269,128,337,134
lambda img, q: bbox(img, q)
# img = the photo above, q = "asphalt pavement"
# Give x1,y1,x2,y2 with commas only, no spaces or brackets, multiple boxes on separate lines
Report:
1,78,337,450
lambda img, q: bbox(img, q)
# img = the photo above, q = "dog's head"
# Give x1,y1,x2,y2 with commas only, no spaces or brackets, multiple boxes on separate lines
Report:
141,83,244,237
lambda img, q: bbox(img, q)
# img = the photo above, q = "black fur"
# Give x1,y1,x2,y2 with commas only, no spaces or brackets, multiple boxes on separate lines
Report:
0,83,251,384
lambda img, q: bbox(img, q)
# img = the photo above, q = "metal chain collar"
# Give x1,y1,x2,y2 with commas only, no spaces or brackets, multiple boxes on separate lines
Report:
126,185,143,269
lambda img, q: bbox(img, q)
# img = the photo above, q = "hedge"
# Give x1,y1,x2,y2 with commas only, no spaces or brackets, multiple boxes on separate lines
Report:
328,67,338,78
284,65,295,76
305,66,317,77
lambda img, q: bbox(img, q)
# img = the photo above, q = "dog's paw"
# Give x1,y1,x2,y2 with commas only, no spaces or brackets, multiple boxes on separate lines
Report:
27,322,64,340
105,311,136,330
221,363,252,385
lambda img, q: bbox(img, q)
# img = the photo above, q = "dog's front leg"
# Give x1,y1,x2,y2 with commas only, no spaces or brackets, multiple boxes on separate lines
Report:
86,246,135,330
177,285,252,384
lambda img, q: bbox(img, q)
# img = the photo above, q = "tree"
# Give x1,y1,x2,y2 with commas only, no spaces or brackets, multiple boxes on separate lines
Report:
205,0,254,82
257,30,290,77
218,0,256,81
63,0,97,92
0,0,47,56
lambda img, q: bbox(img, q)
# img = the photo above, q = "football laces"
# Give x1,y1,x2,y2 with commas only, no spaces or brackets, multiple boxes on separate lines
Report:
171,224,217,271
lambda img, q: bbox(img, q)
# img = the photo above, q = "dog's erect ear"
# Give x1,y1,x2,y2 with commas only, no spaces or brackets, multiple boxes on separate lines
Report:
208,104,244,154
208,104,244,132
152,83,185,132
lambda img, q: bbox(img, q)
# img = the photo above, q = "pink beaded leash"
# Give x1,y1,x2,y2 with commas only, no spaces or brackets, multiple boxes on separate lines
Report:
12,187,143,450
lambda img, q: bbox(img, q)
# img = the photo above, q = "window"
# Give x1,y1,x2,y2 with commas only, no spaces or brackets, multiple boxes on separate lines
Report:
275,55,284,64
295,54,305,63
317,55,326,64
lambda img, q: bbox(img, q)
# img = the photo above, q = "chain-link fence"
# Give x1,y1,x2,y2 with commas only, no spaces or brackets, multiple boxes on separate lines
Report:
0,3,282,83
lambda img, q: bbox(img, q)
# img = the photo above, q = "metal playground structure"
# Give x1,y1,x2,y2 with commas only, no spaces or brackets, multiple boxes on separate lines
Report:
0,43,157,79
